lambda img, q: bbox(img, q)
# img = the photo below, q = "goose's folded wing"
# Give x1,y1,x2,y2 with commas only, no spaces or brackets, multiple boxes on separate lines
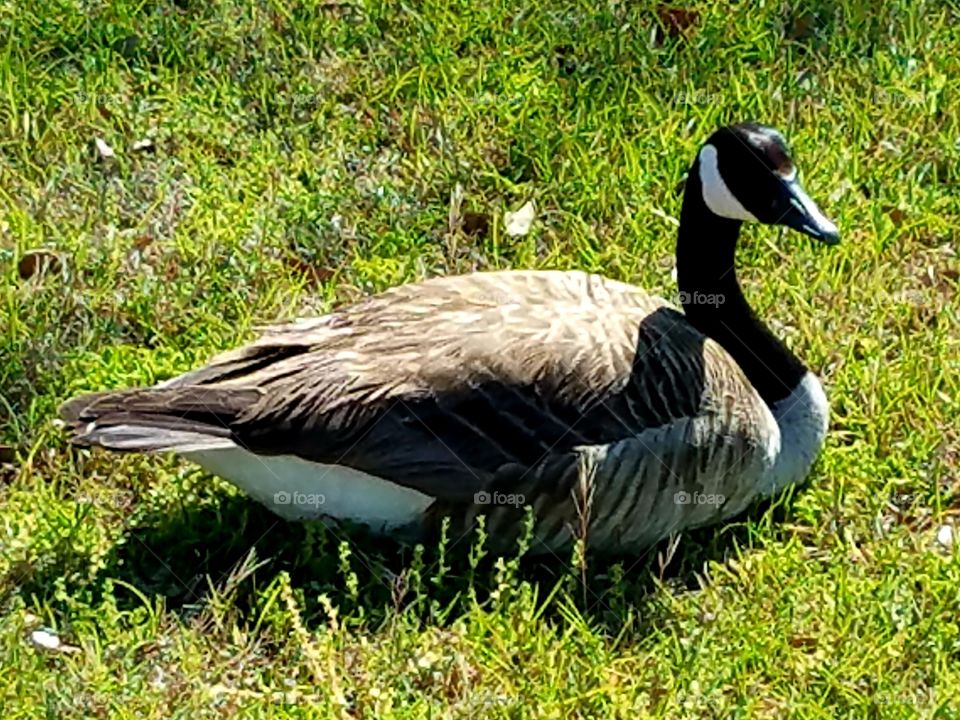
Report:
64,271,773,502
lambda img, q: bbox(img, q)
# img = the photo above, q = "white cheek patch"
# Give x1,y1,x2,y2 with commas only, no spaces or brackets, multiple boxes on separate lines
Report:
698,144,758,222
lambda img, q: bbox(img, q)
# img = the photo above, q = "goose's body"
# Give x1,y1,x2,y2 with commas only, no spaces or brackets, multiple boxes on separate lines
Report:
62,123,839,554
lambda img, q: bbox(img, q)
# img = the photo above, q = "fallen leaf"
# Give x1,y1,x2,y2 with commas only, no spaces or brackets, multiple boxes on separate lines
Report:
882,205,906,227
554,45,578,76
29,629,80,654
786,13,818,41
789,636,818,650
125,235,157,271
461,212,490,238
18,249,62,280
133,234,154,251
936,524,954,551
285,257,334,286
448,183,464,234
118,34,140,58
131,138,155,153
827,179,855,204
655,5,700,40
504,201,536,237
879,139,900,155
94,137,115,160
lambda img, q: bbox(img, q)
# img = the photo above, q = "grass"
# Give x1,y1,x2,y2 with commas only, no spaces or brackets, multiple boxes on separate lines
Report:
1,0,959,716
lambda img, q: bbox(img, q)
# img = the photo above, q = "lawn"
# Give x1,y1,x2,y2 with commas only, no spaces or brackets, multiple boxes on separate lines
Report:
1,0,959,717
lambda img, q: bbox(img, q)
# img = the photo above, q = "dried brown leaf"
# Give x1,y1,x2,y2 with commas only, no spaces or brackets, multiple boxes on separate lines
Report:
18,249,63,280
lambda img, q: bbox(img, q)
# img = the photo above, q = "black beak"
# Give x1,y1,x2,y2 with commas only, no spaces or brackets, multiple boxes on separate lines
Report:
776,178,840,245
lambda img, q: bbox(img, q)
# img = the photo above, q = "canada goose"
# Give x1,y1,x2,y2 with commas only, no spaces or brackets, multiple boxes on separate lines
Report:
62,122,838,555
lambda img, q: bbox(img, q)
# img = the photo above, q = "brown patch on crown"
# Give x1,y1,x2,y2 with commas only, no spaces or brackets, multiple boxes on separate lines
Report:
767,144,796,177
741,127,795,176
721,123,800,180
774,160,796,178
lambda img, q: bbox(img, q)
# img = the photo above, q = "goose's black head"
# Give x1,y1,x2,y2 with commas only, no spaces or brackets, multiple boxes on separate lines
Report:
694,122,839,244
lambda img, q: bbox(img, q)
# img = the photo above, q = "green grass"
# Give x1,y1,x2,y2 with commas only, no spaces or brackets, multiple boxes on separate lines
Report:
1,0,959,716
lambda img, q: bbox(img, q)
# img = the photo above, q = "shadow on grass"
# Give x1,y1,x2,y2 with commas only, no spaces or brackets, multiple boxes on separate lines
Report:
10,487,802,638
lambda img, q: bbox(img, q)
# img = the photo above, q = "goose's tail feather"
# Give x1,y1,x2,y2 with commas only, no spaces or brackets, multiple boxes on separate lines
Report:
60,386,261,453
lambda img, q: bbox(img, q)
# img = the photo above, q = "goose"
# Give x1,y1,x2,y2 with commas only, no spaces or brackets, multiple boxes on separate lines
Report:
61,122,839,555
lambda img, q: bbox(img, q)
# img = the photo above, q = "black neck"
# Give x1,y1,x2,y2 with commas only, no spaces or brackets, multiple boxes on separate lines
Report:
676,161,806,406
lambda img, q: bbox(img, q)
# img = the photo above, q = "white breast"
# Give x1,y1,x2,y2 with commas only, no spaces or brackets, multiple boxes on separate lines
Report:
764,371,830,495
182,447,433,529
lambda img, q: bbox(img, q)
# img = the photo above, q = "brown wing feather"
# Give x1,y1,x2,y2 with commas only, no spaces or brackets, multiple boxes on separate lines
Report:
63,271,769,504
